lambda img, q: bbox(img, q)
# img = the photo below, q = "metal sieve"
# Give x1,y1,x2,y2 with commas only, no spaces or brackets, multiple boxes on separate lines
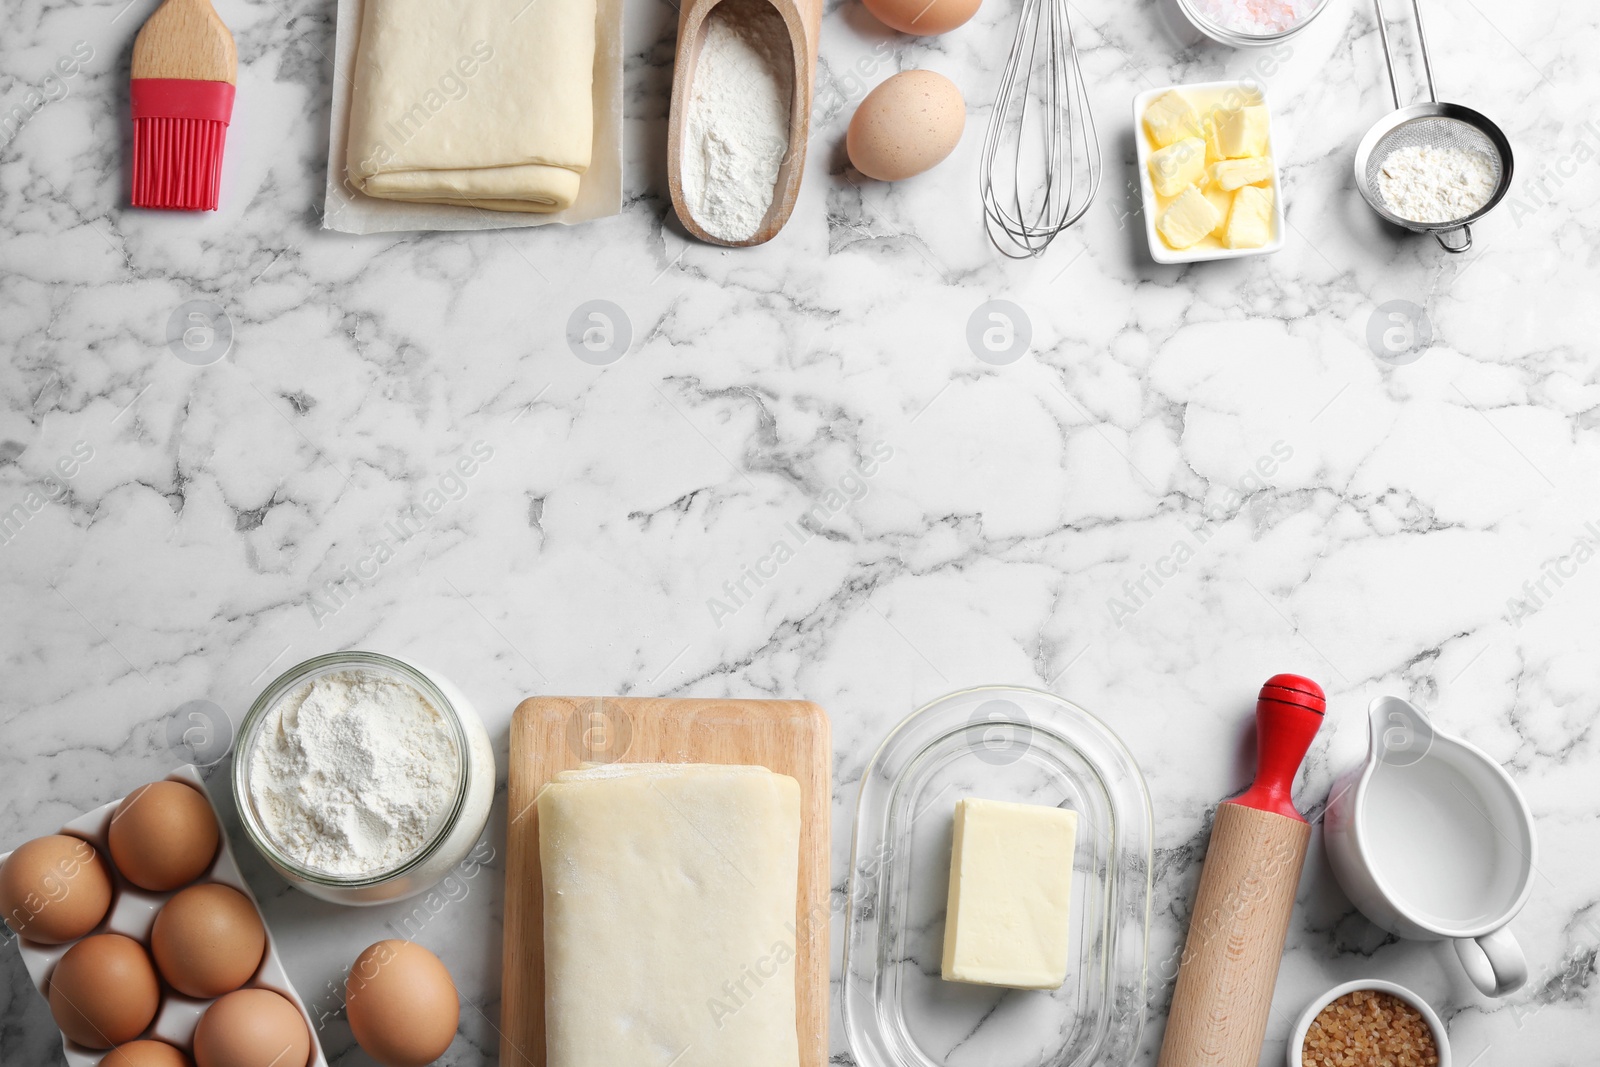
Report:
1355,0,1514,252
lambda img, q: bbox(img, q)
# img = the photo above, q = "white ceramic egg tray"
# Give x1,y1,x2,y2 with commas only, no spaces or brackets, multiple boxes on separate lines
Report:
0,765,328,1067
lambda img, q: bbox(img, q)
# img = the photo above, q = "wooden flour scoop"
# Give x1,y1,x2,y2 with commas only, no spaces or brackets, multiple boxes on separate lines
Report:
667,0,821,246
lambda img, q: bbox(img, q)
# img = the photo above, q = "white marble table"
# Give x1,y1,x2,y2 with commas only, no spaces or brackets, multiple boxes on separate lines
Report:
3,0,1597,1061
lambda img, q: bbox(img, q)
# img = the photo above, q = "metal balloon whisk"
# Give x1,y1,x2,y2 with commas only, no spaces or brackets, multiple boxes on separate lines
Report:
980,0,1101,259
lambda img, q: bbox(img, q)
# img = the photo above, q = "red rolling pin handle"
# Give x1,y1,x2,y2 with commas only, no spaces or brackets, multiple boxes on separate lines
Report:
1231,673,1326,822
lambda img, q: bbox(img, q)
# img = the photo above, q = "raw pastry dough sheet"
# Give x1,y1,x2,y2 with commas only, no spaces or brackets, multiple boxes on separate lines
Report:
499,696,831,1067
321,0,622,233
538,764,803,1067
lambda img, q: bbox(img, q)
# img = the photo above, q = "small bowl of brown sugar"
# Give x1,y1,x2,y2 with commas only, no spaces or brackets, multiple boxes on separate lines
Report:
1290,980,1449,1067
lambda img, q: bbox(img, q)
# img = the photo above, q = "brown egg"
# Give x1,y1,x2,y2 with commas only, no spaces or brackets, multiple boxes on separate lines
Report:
862,0,981,34
151,883,266,998
48,933,161,1049
346,940,459,1067
847,71,967,182
193,989,311,1067
99,1040,194,1067
108,781,220,892
0,834,114,943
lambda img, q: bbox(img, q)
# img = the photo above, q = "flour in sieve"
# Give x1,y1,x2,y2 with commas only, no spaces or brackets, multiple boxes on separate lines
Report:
248,669,459,875
681,0,794,242
1378,144,1496,224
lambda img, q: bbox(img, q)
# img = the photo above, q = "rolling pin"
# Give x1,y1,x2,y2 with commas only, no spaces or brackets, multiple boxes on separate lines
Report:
1157,673,1326,1067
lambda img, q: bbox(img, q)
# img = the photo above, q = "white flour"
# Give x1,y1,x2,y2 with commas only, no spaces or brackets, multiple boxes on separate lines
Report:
1378,144,1496,224
681,0,793,242
248,669,459,875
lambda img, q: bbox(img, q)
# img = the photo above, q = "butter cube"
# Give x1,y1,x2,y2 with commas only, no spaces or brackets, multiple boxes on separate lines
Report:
1210,156,1274,191
1148,137,1207,198
1203,110,1226,163
941,798,1078,990
1158,186,1223,250
1213,105,1271,158
1225,185,1275,248
1202,184,1234,235
1143,91,1202,148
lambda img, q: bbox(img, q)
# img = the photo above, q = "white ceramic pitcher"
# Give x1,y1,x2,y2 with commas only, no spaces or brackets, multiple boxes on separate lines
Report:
1324,696,1535,997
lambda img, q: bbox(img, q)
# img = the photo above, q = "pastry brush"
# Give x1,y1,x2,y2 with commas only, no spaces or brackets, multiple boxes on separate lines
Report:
130,0,237,211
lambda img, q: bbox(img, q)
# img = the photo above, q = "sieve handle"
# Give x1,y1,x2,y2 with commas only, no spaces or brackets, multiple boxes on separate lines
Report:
1373,0,1437,108
1434,225,1471,253
1412,0,1437,103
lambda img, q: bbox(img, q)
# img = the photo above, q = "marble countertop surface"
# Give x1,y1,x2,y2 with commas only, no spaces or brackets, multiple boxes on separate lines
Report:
3,0,1598,1061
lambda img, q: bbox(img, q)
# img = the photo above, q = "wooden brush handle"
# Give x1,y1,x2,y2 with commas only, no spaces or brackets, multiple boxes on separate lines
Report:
1157,802,1310,1067
132,0,237,83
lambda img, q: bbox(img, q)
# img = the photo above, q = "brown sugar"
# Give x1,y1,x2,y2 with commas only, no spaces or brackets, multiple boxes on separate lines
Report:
1302,989,1440,1067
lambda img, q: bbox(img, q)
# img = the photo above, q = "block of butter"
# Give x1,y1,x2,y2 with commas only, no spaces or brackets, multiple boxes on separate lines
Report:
1202,184,1233,234
1148,137,1207,198
1142,90,1201,149
1213,104,1271,159
940,797,1079,990
1226,185,1275,249
1210,156,1274,191
1203,109,1225,163
1158,186,1223,250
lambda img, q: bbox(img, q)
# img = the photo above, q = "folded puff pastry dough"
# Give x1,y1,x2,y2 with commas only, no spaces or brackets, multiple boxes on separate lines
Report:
345,0,596,212
538,763,802,1067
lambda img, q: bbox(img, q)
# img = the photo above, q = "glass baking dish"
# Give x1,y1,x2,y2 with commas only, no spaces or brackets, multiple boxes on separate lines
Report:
843,686,1153,1067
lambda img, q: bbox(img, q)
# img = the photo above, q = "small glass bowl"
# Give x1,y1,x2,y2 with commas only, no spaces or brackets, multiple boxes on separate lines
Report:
843,686,1153,1067
233,650,495,906
1176,0,1331,46
1288,979,1452,1067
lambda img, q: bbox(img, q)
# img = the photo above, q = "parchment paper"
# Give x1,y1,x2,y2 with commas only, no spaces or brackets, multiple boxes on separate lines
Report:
321,0,623,234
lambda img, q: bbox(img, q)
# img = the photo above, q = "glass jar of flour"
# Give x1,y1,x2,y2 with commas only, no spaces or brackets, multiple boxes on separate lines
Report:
233,650,495,905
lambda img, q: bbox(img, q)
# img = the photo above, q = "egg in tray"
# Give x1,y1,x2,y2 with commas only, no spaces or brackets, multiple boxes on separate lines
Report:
0,767,323,1067
1133,82,1285,263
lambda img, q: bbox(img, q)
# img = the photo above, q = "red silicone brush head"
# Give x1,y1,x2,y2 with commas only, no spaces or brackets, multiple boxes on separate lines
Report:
1231,674,1325,822
130,78,235,211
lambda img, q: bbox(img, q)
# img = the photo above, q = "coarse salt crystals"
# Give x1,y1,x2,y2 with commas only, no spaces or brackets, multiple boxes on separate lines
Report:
1190,0,1320,35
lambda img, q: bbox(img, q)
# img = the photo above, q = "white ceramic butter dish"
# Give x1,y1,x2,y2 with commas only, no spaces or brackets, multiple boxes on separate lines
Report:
1133,80,1287,265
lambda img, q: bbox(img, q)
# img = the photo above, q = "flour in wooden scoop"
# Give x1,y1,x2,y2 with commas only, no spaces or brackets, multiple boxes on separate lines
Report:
682,0,795,242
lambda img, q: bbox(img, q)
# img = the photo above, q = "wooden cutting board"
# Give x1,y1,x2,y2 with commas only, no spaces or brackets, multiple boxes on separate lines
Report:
499,696,832,1067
